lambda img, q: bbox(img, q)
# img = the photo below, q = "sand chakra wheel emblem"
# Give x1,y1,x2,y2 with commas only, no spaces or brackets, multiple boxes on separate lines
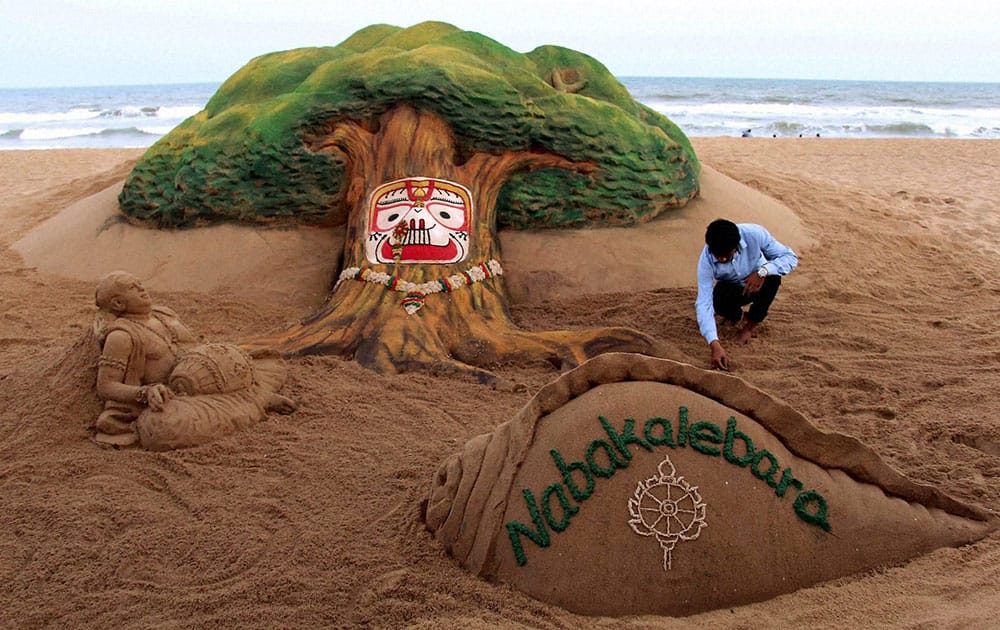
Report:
628,456,708,570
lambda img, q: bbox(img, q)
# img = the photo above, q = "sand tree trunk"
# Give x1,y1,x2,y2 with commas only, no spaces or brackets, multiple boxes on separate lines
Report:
249,105,667,380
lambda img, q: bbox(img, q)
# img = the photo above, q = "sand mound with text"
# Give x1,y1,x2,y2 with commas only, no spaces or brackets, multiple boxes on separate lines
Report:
425,353,995,616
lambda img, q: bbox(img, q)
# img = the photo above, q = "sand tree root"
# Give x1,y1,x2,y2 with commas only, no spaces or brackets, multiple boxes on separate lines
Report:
448,324,676,373
243,300,676,385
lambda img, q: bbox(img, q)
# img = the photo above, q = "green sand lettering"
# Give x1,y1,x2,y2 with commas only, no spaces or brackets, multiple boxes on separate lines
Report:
724,416,756,467
542,482,578,532
506,412,833,566
550,449,594,502
794,490,832,531
644,417,676,447
600,416,653,460
775,467,804,498
688,421,723,456
506,488,550,566
678,406,689,447
585,439,627,478
750,449,781,487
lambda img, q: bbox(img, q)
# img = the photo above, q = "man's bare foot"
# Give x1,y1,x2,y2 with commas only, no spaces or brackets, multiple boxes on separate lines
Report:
736,321,758,344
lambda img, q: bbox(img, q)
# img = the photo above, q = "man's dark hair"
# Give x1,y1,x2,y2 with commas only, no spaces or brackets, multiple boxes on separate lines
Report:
705,219,740,257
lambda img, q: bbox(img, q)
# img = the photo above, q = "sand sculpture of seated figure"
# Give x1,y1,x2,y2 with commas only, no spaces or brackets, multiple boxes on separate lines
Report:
93,271,295,448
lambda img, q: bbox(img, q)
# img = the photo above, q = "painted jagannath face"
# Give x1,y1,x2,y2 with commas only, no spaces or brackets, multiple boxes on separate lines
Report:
365,177,473,264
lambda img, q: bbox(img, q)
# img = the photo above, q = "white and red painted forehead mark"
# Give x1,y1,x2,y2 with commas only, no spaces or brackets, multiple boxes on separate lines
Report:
365,177,473,264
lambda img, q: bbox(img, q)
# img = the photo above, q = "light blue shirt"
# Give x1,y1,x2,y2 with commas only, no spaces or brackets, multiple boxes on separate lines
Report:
696,223,798,344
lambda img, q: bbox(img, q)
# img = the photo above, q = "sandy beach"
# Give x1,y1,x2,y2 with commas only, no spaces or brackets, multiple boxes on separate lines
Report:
1,138,998,628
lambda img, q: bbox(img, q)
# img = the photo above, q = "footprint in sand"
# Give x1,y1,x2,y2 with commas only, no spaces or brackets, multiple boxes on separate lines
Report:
798,354,835,372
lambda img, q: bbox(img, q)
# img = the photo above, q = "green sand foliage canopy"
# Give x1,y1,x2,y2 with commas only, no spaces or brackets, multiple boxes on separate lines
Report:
119,21,700,229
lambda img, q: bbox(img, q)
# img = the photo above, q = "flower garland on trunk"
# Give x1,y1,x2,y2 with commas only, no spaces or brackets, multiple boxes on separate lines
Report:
336,259,503,315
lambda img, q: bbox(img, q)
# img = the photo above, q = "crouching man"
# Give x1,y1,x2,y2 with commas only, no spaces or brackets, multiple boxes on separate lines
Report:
696,219,798,370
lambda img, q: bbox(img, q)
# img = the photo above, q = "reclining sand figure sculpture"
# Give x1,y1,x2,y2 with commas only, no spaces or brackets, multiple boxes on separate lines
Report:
92,271,296,450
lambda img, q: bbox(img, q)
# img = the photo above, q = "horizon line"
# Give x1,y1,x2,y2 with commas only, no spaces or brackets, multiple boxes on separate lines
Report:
3,75,1000,91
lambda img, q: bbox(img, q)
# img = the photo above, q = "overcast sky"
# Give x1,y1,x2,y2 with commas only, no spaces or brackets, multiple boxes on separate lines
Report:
2,0,998,88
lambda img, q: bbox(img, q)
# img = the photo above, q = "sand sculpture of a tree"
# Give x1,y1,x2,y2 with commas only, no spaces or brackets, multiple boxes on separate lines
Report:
119,22,700,380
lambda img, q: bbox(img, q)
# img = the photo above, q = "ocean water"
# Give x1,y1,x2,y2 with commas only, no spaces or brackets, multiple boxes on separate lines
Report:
1,77,998,150
622,77,1000,139
0,83,210,150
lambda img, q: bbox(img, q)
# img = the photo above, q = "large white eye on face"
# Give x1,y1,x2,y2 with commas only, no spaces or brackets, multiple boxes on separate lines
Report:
426,193,468,231
373,201,411,232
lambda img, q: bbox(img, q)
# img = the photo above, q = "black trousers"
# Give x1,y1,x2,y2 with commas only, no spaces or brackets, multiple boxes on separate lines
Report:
714,275,782,324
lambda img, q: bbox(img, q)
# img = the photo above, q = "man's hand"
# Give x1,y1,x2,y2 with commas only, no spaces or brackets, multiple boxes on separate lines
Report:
742,271,764,295
709,340,730,371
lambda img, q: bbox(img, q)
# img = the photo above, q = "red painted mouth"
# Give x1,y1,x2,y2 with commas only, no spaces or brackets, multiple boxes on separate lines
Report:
379,238,460,262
